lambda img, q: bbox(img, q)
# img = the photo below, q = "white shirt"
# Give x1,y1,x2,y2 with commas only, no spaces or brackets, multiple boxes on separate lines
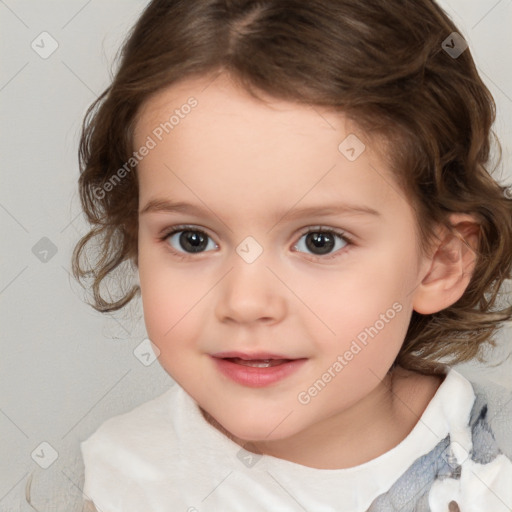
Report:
81,369,512,511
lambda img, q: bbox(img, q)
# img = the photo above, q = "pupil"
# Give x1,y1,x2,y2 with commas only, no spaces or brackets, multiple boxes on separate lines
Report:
180,231,207,253
306,232,334,255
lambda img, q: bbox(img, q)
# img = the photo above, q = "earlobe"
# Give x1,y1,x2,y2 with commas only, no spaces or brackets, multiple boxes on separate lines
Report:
413,214,480,315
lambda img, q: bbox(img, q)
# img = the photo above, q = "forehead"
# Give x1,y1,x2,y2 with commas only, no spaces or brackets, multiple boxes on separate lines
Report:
135,73,352,146
133,74,408,225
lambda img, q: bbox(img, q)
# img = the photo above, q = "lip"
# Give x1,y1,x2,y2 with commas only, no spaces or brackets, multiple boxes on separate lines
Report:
211,351,294,360
210,355,307,387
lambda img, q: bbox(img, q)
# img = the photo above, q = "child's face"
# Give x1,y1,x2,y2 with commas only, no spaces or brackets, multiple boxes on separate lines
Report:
135,74,431,443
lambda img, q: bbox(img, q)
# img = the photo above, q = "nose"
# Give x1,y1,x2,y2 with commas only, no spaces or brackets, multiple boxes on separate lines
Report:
214,255,287,326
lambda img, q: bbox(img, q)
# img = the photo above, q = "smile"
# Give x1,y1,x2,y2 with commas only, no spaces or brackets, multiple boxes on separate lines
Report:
210,355,307,387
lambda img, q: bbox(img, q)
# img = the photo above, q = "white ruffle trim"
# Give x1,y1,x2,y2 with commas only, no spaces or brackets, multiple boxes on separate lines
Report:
429,454,512,512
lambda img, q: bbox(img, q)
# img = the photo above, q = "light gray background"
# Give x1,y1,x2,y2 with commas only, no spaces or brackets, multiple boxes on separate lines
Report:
1,0,511,510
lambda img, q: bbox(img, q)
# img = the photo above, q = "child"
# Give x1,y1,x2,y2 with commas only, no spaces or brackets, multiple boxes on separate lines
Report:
74,0,512,510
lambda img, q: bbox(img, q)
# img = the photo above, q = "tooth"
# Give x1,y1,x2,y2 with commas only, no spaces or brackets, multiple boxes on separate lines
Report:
230,358,289,368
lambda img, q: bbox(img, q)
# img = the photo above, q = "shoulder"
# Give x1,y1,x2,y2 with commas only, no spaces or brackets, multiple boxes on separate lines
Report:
379,368,512,510
468,376,512,459
391,366,511,457
80,384,208,511
81,385,180,481
429,372,512,511
429,453,512,511
82,384,177,439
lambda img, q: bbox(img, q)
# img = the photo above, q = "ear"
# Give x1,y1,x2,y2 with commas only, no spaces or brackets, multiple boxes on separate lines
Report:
412,213,480,315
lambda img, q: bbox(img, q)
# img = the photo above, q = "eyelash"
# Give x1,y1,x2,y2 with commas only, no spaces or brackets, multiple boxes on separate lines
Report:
158,224,354,262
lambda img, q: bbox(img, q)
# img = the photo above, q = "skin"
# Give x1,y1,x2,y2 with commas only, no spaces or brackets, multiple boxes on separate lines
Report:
134,73,478,469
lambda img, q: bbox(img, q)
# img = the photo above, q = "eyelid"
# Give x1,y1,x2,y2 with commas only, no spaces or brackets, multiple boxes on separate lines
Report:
159,223,218,246
297,225,352,240
158,224,353,240
158,223,218,243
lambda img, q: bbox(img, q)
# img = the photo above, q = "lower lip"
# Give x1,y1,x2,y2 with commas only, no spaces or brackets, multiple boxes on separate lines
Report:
211,357,307,387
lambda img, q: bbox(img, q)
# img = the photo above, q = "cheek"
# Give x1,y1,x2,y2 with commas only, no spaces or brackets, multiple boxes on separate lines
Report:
303,252,414,337
139,276,196,375
140,273,195,340
138,242,215,367
294,245,416,376
138,241,186,342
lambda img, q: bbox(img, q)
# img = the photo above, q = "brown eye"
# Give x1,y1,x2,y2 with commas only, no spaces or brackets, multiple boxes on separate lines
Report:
305,232,336,255
165,228,217,254
294,228,349,258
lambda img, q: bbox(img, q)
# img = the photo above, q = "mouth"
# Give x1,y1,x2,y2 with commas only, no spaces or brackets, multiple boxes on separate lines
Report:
211,351,297,367
210,352,307,387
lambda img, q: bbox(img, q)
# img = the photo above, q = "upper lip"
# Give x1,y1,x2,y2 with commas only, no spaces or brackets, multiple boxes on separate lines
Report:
211,351,299,360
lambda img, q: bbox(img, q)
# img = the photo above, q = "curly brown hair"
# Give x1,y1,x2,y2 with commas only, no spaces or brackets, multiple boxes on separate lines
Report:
72,0,512,375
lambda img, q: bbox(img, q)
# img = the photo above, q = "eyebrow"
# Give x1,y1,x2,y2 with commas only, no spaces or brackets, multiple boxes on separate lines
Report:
139,198,380,221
